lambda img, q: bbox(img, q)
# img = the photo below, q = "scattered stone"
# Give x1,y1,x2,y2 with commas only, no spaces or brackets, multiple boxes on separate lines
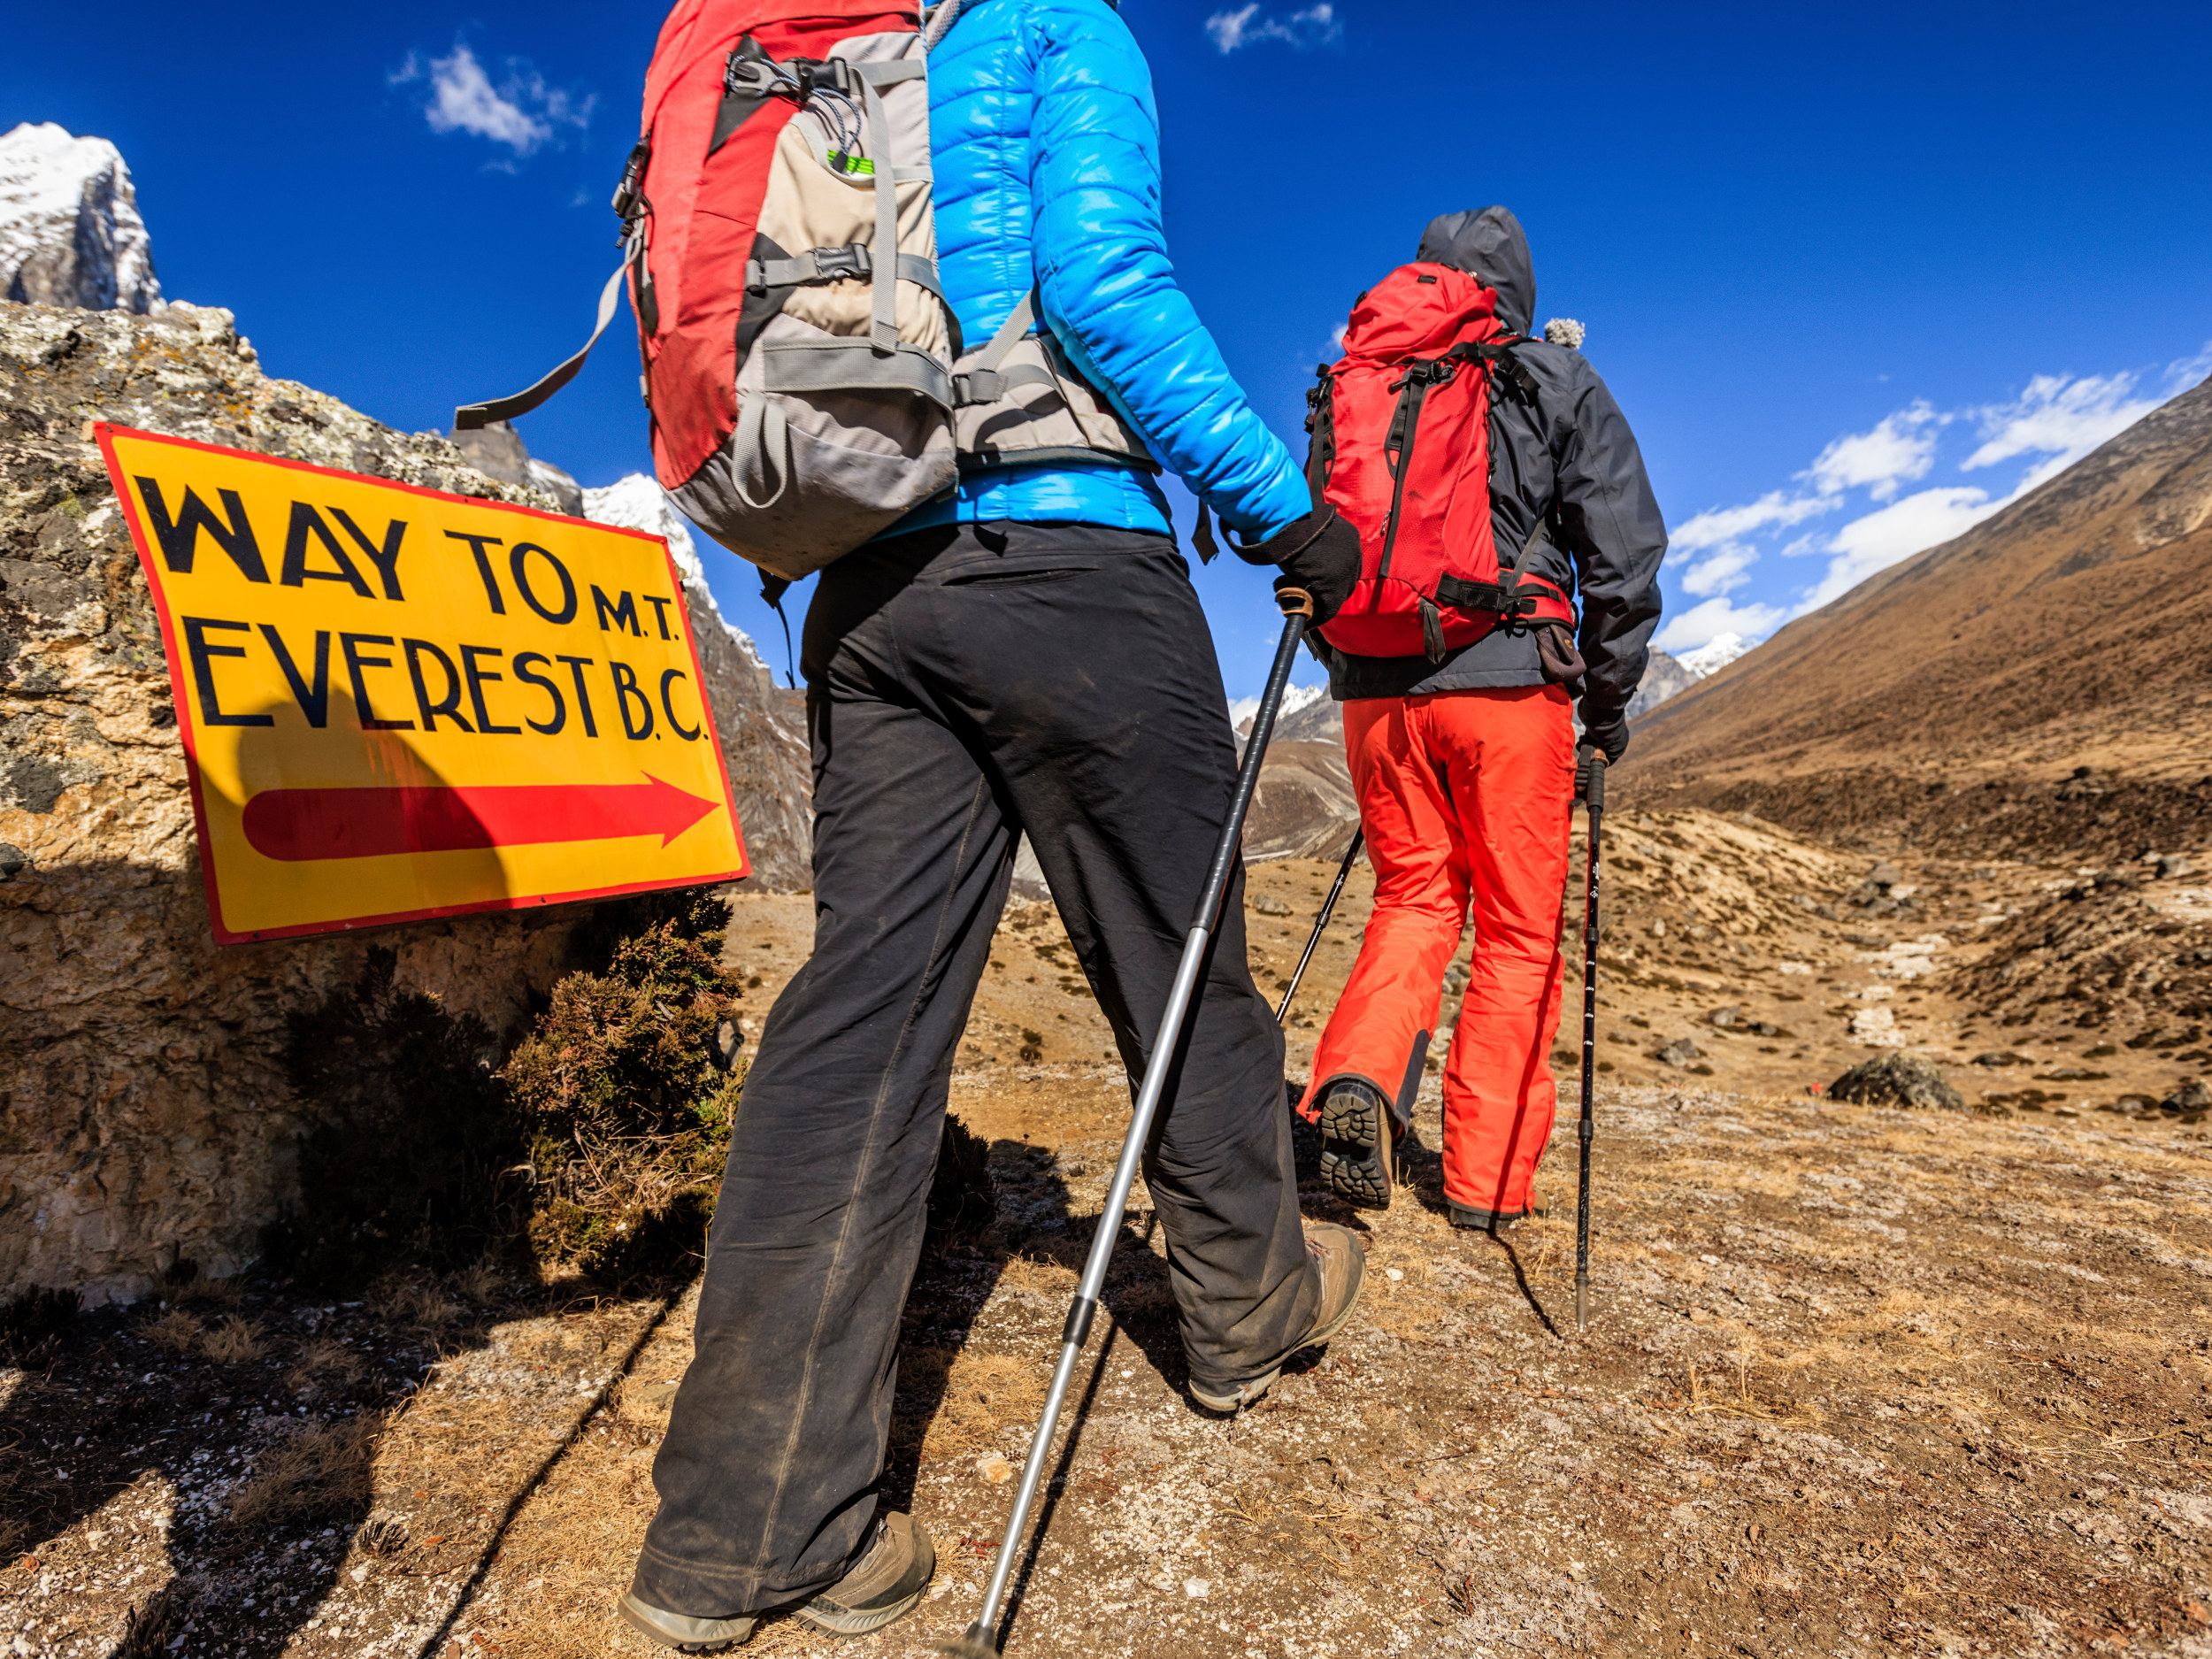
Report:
1842,932,1893,949
2036,1068,2108,1082
1655,1039,1701,1066
1972,1052,2026,1067
1708,1006,1786,1038
0,842,26,881
2159,1079,2210,1120
1866,863,1902,890
976,1453,1014,1485
1251,895,1293,917
1847,1006,1903,1046
1828,1053,1964,1111
2157,854,2194,880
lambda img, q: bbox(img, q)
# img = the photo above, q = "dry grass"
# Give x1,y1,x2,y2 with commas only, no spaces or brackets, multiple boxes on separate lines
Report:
891,1347,1048,1462
142,1308,202,1355
285,1337,366,1395
369,1275,461,1336
226,1415,380,1528
453,1261,510,1305
199,1315,268,1366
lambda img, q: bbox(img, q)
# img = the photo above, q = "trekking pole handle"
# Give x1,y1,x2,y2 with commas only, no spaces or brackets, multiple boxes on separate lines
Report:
1276,586,1315,618
1580,748,1607,811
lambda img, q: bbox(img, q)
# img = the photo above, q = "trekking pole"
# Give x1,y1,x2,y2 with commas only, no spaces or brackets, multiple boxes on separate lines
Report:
1574,754,1605,1335
935,589,1316,1659
1273,826,1364,1026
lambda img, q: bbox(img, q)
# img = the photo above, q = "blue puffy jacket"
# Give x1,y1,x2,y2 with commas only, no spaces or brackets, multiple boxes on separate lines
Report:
887,0,1310,541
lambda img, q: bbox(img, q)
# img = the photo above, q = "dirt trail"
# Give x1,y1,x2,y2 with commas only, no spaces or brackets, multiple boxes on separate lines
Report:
8,847,2211,1658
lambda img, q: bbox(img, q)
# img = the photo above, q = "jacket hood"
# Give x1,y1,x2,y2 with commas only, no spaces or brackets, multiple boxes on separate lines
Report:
1417,208,1534,335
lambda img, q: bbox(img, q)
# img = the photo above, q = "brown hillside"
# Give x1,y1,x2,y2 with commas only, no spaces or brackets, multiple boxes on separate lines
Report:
1624,375,2212,859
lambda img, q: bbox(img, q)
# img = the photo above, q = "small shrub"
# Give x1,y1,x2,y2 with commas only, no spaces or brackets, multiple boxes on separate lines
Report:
1,1286,80,1354
143,1308,204,1355
502,892,745,1286
201,1315,268,1365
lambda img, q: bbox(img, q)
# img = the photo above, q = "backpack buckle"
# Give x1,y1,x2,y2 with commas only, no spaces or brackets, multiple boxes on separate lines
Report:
611,140,650,222
810,244,872,284
952,369,1006,405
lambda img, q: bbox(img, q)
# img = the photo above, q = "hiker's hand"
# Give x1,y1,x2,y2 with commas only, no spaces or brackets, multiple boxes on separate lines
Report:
1238,506,1361,626
1578,703,1629,765
1574,743,1609,804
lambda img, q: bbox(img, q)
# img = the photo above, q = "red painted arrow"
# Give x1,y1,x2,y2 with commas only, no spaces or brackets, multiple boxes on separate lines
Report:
242,774,720,862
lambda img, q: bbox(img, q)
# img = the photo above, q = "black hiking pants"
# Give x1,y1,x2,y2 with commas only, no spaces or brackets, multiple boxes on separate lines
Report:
631,522,1320,1616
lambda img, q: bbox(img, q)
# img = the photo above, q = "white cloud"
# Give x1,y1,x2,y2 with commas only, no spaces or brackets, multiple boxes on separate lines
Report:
2168,340,2212,391
1963,372,2159,474
1204,4,1342,52
396,44,592,157
1654,595,1786,655
1678,542,1758,598
1801,402,1943,501
1793,485,1995,614
1671,489,1838,553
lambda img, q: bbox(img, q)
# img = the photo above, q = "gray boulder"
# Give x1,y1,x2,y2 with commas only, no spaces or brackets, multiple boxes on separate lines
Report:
1828,1053,1964,1111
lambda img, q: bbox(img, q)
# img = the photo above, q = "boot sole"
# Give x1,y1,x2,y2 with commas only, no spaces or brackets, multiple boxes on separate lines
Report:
1317,1089,1393,1209
614,1594,750,1653
794,1586,926,1638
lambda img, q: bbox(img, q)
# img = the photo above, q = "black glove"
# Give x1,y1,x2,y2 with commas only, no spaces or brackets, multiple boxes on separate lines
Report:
1578,703,1630,765
1234,506,1362,626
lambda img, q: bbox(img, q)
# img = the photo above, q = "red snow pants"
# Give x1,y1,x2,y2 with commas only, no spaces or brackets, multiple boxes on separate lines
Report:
1296,686,1576,1219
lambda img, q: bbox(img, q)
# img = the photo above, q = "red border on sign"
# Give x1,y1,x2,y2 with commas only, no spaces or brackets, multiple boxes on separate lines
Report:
96,423,752,945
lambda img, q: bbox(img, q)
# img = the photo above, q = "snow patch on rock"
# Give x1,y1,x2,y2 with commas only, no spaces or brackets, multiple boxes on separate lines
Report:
0,121,163,312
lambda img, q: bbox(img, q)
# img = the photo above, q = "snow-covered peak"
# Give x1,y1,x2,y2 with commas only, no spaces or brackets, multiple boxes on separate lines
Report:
0,122,162,313
1677,632,1752,678
583,472,702,583
1230,680,1325,735
582,472,772,670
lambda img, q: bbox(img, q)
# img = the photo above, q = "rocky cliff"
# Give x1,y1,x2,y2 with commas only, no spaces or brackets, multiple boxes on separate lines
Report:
0,299,801,1304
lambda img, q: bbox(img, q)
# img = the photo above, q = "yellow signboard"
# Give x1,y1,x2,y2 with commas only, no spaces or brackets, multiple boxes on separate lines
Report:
99,425,749,943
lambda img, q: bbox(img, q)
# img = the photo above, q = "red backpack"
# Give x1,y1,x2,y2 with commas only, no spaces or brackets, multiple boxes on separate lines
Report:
456,1,1149,583
1308,263,1576,660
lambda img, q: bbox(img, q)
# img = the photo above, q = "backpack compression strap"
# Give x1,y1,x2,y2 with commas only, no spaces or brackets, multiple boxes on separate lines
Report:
453,149,646,431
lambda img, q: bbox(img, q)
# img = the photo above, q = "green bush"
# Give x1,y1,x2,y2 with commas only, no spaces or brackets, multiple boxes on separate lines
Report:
501,892,746,1286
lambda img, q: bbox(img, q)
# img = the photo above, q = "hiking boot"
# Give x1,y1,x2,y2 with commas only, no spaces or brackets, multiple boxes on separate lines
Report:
1449,1202,1528,1233
615,1595,756,1653
1316,1078,1396,1209
1189,1224,1366,1411
615,1513,933,1651
795,1511,934,1637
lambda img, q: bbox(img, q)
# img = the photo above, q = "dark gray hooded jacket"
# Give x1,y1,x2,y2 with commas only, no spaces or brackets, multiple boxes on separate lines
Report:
1309,207,1666,722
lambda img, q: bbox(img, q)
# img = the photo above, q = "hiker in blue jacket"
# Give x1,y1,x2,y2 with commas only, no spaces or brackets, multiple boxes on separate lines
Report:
618,1,1366,1647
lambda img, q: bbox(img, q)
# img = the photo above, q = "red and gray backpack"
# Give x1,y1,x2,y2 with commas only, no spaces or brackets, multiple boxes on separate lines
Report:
1307,262,1576,661
456,0,1149,581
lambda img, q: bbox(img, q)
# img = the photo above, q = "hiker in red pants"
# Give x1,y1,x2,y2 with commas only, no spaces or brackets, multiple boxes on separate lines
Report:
1286,207,1666,1229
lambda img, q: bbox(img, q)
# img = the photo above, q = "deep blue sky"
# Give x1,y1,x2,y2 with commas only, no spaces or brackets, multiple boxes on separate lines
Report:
10,1,2211,696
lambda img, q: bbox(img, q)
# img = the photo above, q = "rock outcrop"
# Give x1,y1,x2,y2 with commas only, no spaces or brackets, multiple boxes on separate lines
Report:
0,299,800,1304
0,123,162,314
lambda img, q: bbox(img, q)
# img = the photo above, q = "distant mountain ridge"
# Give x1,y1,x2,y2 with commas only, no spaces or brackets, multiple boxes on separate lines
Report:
1624,373,2212,856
